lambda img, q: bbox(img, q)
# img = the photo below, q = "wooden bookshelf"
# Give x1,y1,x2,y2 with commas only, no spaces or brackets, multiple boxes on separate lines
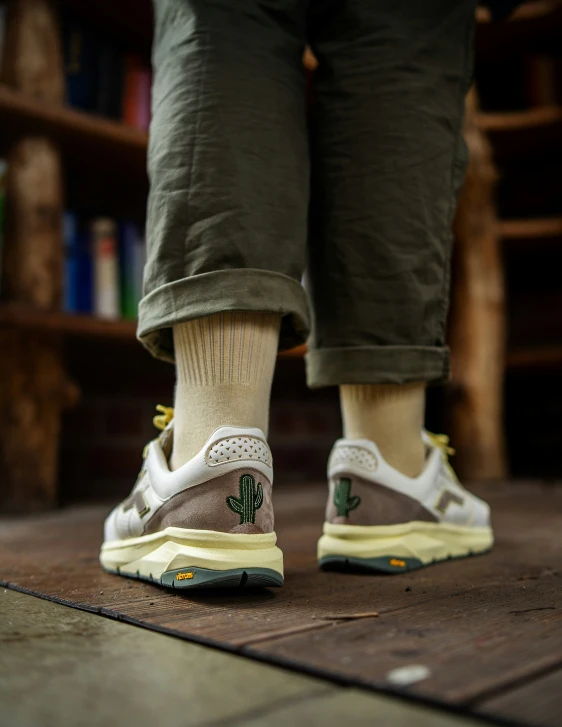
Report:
59,0,153,58
0,304,137,340
476,106,562,157
498,216,562,239
476,0,562,59
507,345,562,369
0,85,148,172
477,106,562,133
0,304,310,357
476,0,562,24
5,303,560,375
5,300,562,376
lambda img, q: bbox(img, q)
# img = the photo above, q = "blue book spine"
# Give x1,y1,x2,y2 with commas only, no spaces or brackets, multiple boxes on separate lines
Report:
120,222,145,319
62,15,98,112
77,223,93,313
63,212,79,312
133,229,146,310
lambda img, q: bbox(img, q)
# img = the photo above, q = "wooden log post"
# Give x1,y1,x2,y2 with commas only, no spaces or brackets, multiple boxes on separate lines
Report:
0,0,78,511
448,88,508,481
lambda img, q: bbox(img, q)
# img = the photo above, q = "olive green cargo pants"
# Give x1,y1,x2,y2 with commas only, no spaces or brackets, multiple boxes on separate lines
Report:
139,0,476,387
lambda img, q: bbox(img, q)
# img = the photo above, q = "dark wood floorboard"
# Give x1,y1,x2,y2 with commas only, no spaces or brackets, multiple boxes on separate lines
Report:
477,668,562,727
0,482,560,726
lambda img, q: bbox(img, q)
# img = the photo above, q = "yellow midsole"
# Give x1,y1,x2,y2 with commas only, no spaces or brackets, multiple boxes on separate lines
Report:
100,527,283,578
318,521,493,564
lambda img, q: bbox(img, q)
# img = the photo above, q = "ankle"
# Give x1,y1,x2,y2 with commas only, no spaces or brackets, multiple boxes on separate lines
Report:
170,312,280,470
375,437,426,478
170,383,271,469
340,382,426,478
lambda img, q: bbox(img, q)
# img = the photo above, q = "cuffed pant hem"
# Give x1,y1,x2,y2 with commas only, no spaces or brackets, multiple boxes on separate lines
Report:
306,345,450,388
137,269,310,363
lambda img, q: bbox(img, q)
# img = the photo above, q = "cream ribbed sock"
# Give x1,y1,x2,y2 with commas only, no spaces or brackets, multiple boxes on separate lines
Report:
340,383,426,478
170,312,280,470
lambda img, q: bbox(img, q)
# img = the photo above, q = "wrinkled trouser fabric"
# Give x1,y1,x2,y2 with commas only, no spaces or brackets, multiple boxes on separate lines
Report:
139,0,476,387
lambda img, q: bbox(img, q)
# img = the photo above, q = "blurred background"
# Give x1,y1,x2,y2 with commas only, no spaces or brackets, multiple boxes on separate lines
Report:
1,0,562,513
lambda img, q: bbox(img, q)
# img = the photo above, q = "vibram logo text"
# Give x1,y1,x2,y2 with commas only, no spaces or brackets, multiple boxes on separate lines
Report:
176,571,194,580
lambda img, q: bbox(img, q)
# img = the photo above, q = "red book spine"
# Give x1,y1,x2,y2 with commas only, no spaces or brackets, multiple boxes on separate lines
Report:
122,55,152,130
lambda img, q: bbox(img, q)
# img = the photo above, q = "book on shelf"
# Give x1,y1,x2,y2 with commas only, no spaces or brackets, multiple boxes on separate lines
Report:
63,212,79,312
92,218,120,320
61,10,151,126
0,158,6,295
62,15,98,112
97,40,125,120
120,221,145,320
3,204,144,320
122,55,152,130
63,213,146,320
0,3,6,78
63,212,92,314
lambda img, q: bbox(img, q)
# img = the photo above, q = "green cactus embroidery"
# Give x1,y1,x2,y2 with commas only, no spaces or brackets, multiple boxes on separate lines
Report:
333,477,361,517
226,473,264,524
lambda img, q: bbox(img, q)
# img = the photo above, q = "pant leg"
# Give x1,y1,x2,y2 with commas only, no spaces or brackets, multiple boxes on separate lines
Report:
139,0,310,362
306,0,476,386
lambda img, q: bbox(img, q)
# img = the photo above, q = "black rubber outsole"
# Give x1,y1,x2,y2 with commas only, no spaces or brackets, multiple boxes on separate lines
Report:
319,549,491,575
104,565,284,589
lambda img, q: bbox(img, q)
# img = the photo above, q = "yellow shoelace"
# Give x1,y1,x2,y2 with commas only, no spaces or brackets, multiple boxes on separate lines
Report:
426,431,458,481
153,404,174,431
426,432,455,457
142,405,174,458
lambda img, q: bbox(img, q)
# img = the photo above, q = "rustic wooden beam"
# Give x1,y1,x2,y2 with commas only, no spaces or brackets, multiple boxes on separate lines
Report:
1,0,64,100
0,0,78,511
448,88,508,481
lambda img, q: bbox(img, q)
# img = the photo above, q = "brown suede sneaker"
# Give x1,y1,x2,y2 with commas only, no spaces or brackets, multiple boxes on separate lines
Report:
100,407,283,589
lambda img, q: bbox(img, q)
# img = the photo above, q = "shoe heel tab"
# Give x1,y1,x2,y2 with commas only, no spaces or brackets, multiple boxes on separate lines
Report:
203,428,273,470
206,425,268,444
331,437,384,457
328,438,382,477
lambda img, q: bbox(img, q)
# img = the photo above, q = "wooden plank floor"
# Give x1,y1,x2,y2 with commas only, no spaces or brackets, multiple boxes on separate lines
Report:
1,482,561,727
1,590,485,727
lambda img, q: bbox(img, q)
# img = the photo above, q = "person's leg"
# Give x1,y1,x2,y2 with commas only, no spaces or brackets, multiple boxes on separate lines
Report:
100,0,310,589
308,0,493,572
141,0,311,469
307,0,474,472
141,0,310,465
